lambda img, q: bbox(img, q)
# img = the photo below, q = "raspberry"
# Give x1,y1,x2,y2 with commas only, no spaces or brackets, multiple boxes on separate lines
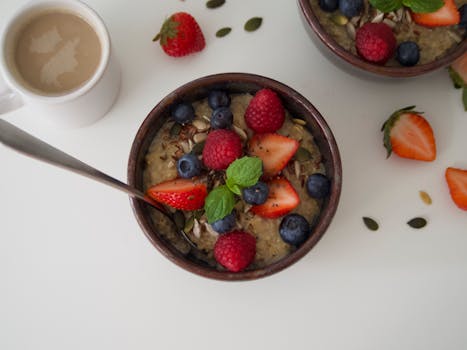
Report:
244,89,285,133
202,129,243,170
355,23,396,65
214,231,256,272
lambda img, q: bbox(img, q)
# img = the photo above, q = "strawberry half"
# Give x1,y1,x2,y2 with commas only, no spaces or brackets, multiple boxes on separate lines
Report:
248,133,299,178
250,178,300,218
147,179,207,211
412,0,460,27
445,167,467,211
381,106,436,162
153,12,205,57
449,52,467,87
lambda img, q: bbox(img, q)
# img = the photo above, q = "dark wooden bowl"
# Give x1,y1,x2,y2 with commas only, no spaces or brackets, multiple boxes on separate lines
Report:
127,73,342,281
298,0,467,78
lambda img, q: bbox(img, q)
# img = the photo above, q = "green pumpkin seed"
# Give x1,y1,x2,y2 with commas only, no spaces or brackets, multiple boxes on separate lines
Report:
330,13,349,26
294,147,313,162
206,0,225,9
173,210,185,231
170,123,181,137
363,217,379,231
191,141,205,155
407,217,427,229
184,216,194,233
216,27,232,38
244,17,262,32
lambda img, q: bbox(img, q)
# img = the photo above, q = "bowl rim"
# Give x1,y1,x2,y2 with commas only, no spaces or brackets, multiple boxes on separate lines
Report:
127,72,342,281
298,0,467,78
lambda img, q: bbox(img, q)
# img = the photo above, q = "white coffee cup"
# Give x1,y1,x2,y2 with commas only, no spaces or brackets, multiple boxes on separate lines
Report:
0,0,121,128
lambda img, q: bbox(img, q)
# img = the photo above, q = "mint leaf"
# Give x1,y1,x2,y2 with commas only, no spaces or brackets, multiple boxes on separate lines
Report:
369,0,402,12
204,185,235,224
226,156,262,192
463,87,467,112
403,0,443,13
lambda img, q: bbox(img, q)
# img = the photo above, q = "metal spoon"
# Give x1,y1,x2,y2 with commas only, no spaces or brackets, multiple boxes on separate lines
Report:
0,119,197,248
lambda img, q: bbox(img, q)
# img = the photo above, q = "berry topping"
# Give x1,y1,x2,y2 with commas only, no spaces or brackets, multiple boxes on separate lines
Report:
177,154,202,178
445,167,467,211
147,179,207,211
355,23,396,65
319,0,339,12
244,89,285,133
248,133,299,178
242,181,269,205
172,102,195,124
306,173,331,199
208,90,231,109
412,0,460,27
211,107,233,129
202,129,243,170
396,41,420,67
339,0,363,18
251,178,300,218
214,230,256,272
449,52,467,88
153,12,205,57
211,211,236,233
279,214,311,246
381,106,436,162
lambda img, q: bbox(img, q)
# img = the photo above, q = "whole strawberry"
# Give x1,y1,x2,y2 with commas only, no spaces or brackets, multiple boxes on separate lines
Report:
356,23,396,65
153,12,205,57
214,231,256,272
202,129,243,170
244,89,285,133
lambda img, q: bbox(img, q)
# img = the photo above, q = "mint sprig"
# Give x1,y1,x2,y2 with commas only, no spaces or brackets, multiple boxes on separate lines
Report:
204,156,263,223
368,0,443,14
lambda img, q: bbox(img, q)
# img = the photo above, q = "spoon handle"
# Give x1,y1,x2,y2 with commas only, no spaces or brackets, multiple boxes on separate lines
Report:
0,119,148,203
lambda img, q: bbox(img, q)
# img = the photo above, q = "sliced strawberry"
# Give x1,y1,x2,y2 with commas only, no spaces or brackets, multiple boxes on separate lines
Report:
147,179,207,211
445,167,467,211
412,0,460,27
381,106,436,162
250,178,300,218
248,133,299,177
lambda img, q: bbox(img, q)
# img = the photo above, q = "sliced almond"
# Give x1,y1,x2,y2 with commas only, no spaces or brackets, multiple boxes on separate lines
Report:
193,132,207,143
233,125,248,140
192,219,201,238
193,119,209,131
346,22,356,40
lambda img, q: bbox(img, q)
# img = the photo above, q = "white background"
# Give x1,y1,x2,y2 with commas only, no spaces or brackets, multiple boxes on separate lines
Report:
1,0,466,349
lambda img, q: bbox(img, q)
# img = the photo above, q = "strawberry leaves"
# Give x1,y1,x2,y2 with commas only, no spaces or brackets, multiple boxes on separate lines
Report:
369,0,443,13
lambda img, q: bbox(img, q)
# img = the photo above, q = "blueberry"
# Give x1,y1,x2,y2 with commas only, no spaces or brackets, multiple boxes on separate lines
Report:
279,214,310,246
208,90,231,109
396,41,420,67
306,173,330,199
176,154,202,178
172,102,195,124
211,107,233,129
242,181,269,205
339,0,363,18
459,5,467,30
211,211,236,233
319,0,338,12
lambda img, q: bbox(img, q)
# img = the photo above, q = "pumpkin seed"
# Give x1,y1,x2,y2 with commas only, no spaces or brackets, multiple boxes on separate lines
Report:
216,27,232,38
206,0,225,9
184,216,194,233
244,17,262,32
170,123,181,136
407,217,427,229
363,217,379,231
292,118,307,126
294,147,312,162
331,13,348,26
173,211,185,231
419,191,432,205
191,141,205,155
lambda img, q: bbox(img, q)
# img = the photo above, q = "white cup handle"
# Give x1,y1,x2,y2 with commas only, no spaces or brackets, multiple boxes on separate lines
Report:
0,74,23,114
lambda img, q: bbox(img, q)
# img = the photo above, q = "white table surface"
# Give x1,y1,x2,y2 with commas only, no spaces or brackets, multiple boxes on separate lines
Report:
1,1,466,349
